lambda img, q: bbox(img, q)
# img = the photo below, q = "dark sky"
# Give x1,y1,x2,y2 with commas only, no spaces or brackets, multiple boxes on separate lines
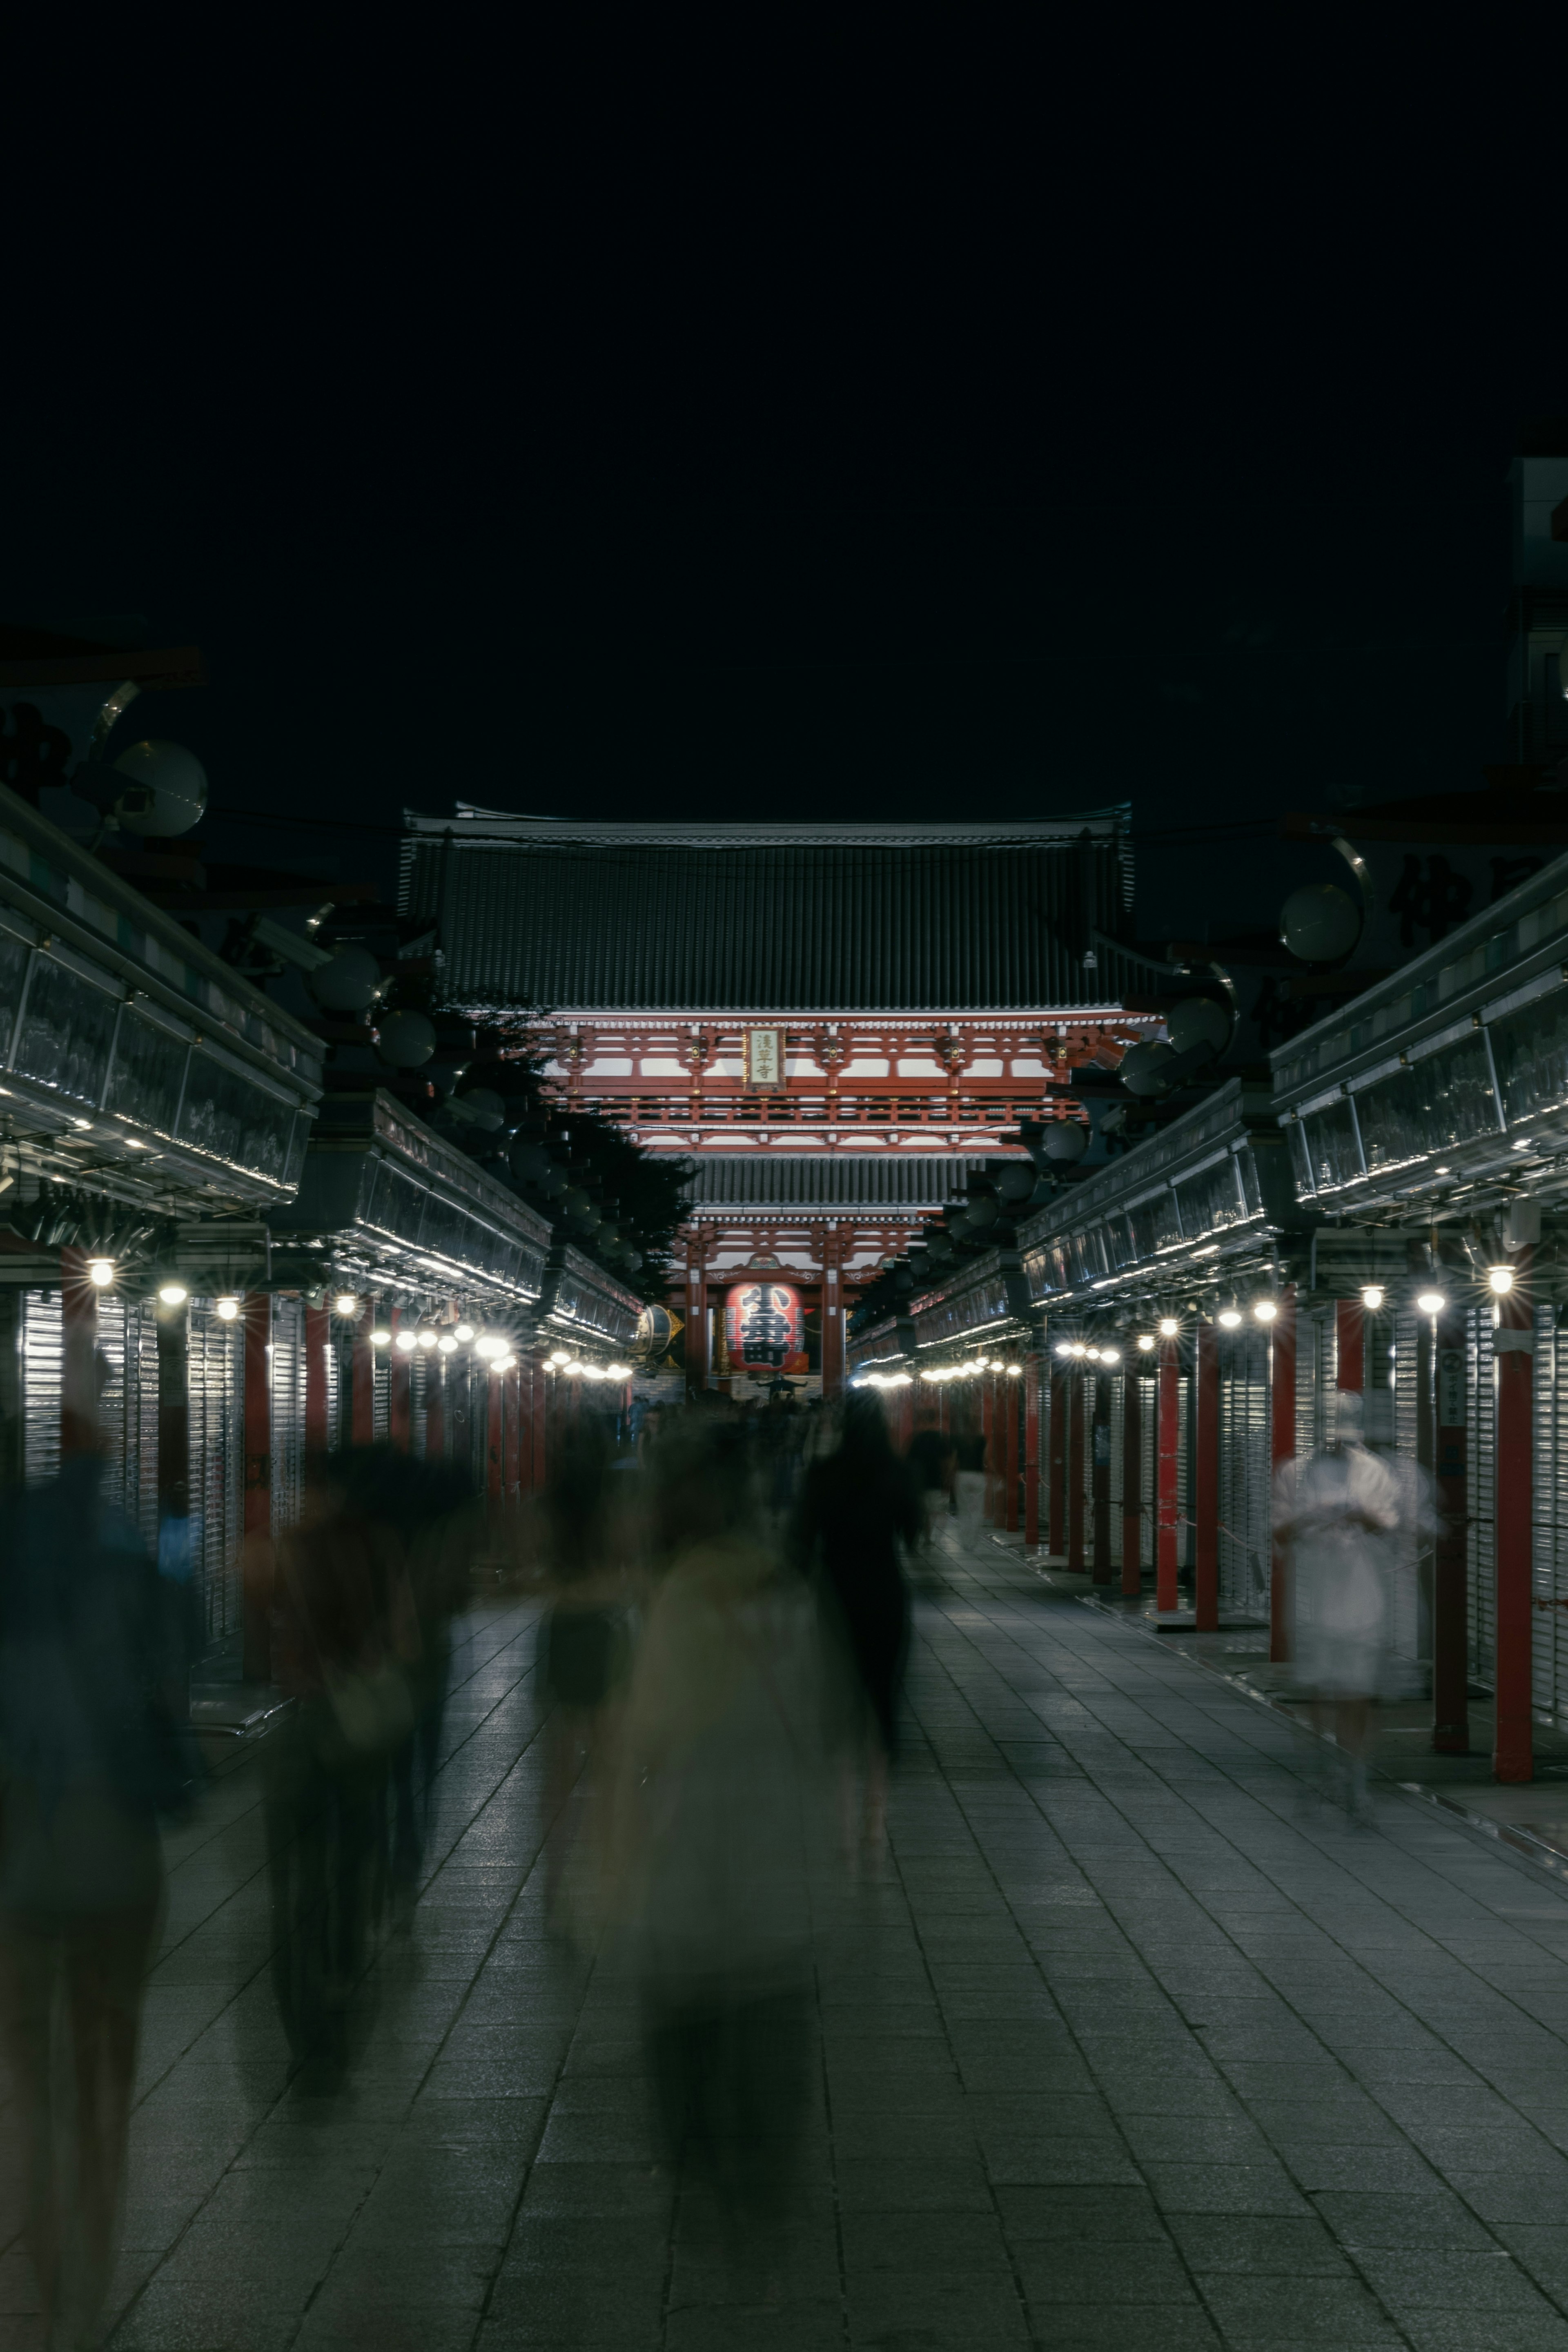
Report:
5,30,1564,945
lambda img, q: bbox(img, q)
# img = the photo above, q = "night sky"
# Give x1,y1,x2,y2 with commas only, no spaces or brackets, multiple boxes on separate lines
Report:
5,34,1564,950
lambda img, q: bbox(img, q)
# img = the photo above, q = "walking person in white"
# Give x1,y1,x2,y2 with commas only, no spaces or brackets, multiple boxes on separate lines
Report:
1275,1390,1401,1821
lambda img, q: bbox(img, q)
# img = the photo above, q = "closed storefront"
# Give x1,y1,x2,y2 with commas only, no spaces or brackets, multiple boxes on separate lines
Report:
189,1301,245,1653
1218,1325,1271,1619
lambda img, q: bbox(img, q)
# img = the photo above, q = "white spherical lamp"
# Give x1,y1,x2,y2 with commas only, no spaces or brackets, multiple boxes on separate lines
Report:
1042,1120,1088,1163
1166,996,1232,1058
310,945,382,1013
376,1010,437,1068
1119,1040,1178,1097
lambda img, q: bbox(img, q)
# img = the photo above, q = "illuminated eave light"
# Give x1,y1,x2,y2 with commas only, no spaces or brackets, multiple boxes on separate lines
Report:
1157,1316,1179,1338
87,1257,116,1287
1488,1266,1514,1296
456,1321,476,1343
158,1281,188,1307
1360,1285,1385,1311
1218,1308,1243,1330
216,1296,241,1322
1416,1289,1447,1316
438,1334,458,1354
1136,1334,1156,1352
333,1292,360,1318
370,1327,392,1347
1253,1298,1278,1324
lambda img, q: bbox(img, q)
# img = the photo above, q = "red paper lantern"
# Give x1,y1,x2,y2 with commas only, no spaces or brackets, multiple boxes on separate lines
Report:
725,1280,805,1372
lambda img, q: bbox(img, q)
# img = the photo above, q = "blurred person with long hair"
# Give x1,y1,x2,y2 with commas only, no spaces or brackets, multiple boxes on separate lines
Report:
791,1390,922,1860
266,1452,421,2081
0,1411,199,2351
605,1417,844,2272
535,1420,631,1911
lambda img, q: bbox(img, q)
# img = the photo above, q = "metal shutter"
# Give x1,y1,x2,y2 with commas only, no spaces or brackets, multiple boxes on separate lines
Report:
1108,1374,1124,1569
1177,1372,1192,1570
411,1348,428,1459
188,1301,244,1653
1389,1307,1423,1670
270,1295,306,1539
1468,1306,1495,1684
22,1289,62,1487
373,1349,390,1443
1219,1327,1270,1619
1534,1302,1566,1719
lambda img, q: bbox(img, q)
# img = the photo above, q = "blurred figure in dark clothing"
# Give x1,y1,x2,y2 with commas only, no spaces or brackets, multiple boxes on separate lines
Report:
606,1417,844,2279
792,1392,922,1859
0,1440,199,2352
266,1454,421,2082
340,1451,479,1911
536,1422,630,1910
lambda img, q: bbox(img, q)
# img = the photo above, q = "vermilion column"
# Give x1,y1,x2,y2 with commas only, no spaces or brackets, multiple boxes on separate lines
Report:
1049,1369,1067,1556
1068,1374,1086,1570
352,1304,376,1446
1121,1360,1143,1597
1004,1372,1021,1531
503,1365,522,1510
389,1310,411,1452
1336,1298,1365,1393
60,1249,98,1456
532,1364,548,1490
242,1293,271,1683
1432,1301,1470,1755
1091,1370,1112,1584
1194,1315,1220,1631
1156,1334,1180,1613
1270,1286,1296,1663
305,1303,329,1454
487,1371,503,1513
1024,1354,1041,1549
1494,1247,1535,1784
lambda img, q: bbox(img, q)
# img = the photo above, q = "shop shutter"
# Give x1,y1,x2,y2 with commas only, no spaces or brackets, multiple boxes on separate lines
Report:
411,1348,428,1459
188,1301,244,1653
96,1292,128,1514
1389,1307,1423,1669
1219,1327,1271,1618
270,1294,306,1539
22,1288,62,1486
89,1294,159,1550
1108,1374,1124,1569
1177,1371,1192,1569
1468,1306,1495,1684
1534,1302,1568,1718
373,1349,390,1442
1080,1373,1094,1544
325,1323,342,1452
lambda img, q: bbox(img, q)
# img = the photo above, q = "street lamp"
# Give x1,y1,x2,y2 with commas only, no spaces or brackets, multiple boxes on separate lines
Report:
1416,1288,1447,1316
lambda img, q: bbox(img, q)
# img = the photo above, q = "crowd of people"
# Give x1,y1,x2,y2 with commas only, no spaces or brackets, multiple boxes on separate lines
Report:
0,1365,1438,2334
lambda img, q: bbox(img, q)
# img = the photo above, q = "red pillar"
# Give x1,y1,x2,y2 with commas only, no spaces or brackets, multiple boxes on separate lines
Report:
1091,1370,1112,1584
532,1364,548,1490
686,1247,709,1401
1121,1362,1143,1597
1194,1315,1220,1631
60,1249,98,1456
1270,1285,1296,1663
983,1374,997,1522
305,1303,329,1454
1336,1297,1365,1393
821,1226,845,1400
1432,1302,1469,1754
1024,1354,1041,1550
487,1371,503,1514
389,1310,411,1453
503,1366,522,1511
1004,1373,1021,1531
1068,1373,1086,1570
352,1303,375,1446
1049,1369,1067,1556
1156,1334,1180,1613
242,1293,272,1684
1494,1248,1535,1784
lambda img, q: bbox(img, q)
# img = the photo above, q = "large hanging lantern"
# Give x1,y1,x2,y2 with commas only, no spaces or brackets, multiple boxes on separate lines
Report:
725,1280,806,1371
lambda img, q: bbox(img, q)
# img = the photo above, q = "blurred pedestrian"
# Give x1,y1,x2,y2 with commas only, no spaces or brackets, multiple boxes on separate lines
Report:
608,1419,841,2272
0,1428,200,2352
535,1422,630,1911
1274,1390,1401,1820
792,1392,922,1859
266,1453,421,2081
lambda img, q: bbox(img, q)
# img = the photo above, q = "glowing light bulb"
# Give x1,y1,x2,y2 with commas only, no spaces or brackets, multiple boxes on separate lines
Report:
216,1296,241,1322
158,1281,187,1307
1488,1266,1514,1296
1253,1298,1278,1324
1361,1285,1385,1311
455,1321,475,1343
1137,1333,1156,1352
1417,1289,1447,1316
416,1327,438,1349
370,1327,392,1346
333,1292,360,1318
1158,1316,1179,1338
394,1329,417,1352
1005,1363,1022,1376
438,1334,458,1354
1218,1308,1242,1330
87,1258,115,1287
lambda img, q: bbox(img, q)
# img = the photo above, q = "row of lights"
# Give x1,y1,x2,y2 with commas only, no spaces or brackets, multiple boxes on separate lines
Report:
545,1351,634,1380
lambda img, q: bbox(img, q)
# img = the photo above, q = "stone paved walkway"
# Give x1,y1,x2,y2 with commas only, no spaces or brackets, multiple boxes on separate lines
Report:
11,1525,1568,2347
